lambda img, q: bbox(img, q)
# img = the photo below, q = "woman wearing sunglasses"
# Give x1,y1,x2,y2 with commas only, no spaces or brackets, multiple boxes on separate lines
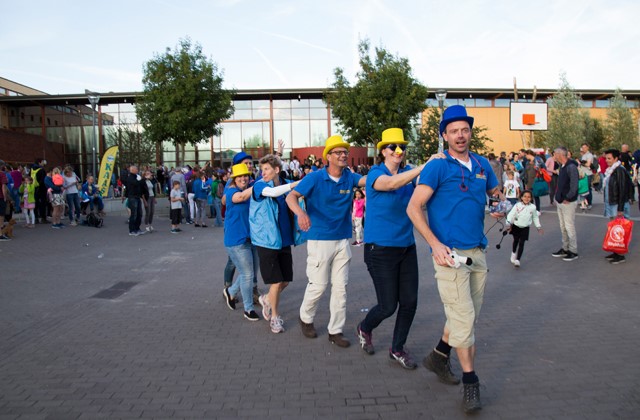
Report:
356,128,440,369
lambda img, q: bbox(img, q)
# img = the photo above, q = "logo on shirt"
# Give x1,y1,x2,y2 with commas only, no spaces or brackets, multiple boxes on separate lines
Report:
475,174,487,180
339,189,351,194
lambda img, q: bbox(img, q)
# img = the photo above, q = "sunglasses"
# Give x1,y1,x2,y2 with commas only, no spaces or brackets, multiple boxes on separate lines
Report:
384,144,407,152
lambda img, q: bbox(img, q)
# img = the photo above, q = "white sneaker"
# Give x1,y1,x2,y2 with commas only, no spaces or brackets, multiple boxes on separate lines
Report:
145,226,151,232
258,295,271,321
510,252,517,264
270,316,284,333
514,260,521,267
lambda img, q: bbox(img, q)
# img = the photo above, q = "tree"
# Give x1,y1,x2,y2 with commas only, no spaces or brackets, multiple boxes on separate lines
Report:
325,40,429,147
136,38,234,165
536,73,587,153
409,107,493,162
582,115,606,153
605,88,639,150
104,122,156,168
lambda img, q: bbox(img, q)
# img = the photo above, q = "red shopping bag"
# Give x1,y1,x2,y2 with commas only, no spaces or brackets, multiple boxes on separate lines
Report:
602,217,634,255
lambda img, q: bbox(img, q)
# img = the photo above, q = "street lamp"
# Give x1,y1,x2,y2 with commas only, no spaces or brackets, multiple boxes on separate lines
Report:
85,89,100,177
435,89,447,153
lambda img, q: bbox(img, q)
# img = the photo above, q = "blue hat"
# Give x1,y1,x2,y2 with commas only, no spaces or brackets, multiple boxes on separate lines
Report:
233,151,252,165
439,105,474,135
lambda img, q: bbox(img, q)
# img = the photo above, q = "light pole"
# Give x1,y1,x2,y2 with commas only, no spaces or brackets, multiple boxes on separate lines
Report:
435,89,447,153
85,89,100,177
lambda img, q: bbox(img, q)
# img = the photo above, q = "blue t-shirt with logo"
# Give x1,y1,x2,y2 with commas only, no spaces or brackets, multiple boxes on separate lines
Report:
419,152,498,249
364,163,416,247
294,168,362,240
223,187,250,247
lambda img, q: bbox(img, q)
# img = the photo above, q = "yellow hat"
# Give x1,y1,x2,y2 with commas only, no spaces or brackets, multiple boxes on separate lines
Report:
323,135,350,159
377,128,408,150
231,163,251,178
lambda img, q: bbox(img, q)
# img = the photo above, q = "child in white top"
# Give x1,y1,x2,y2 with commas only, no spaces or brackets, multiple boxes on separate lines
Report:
505,190,543,267
503,170,520,205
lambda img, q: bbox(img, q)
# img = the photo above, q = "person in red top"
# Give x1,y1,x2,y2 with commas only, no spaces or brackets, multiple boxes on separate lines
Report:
596,152,608,193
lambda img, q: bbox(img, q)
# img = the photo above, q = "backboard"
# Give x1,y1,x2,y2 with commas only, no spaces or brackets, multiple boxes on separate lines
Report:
509,102,548,131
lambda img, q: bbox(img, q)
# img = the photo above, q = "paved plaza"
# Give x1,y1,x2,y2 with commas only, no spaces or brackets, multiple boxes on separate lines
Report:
1,194,639,419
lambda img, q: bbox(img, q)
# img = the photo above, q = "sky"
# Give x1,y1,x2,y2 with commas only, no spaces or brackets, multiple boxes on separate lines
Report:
2,0,639,95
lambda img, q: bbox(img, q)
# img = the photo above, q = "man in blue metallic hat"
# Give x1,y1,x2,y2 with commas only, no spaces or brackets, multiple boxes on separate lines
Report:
407,105,502,413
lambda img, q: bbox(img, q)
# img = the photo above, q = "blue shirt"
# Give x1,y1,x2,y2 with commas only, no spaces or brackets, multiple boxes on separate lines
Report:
294,167,362,240
419,151,498,249
254,179,295,247
364,163,416,247
223,187,251,247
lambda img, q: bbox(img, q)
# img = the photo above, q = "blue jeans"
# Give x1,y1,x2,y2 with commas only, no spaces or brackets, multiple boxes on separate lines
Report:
361,243,419,353
66,193,81,221
127,197,143,233
224,256,236,287
213,197,223,227
11,187,21,212
226,242,259,312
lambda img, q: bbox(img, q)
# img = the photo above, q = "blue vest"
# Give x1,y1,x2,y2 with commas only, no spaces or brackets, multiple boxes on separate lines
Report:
249,179,281,250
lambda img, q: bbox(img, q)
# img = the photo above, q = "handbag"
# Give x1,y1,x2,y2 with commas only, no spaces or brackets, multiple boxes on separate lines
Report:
578,176,589,195
602,217,633,255
538,168,551,183
532,177,549,197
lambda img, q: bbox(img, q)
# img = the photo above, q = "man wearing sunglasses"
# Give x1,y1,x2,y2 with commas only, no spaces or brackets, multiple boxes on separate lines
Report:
407,105,501,414
287,135,366,348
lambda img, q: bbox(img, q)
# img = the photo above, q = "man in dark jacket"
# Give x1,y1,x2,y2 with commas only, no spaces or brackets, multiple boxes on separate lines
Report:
31,158,48,223
551,147,579,261
124,165,149,236
603,148,633,264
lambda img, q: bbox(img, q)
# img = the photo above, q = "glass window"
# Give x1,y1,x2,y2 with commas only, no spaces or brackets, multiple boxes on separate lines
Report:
475,98,492,107
232,109,252,120
309,99,325,108
196,138,211,151
220,122,241,150
242,121,267,148
292,120,310,147
494,99,510,107
0,87,6,95
273,99,291,109
310,120,328,147
291,98,309,108
291,108,309,120
252,108,270,119
309,108,328,119
581,100,593,108
595,100,609,108
273,108,291,120
234,100,251,109
459,98,475,107
273,120,291,146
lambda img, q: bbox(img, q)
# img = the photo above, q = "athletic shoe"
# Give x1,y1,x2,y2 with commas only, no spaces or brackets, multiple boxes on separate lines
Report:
244,310,259,321
562,251,579,261
389,349,418,370
223,288,235,310
510,252,517,264
270,316,284,333
129,231,139,236
201,224,208,228
328,333,351,348
51,224,62,229
551,248,568,258
259,295,271,321
514,260,520,267
170,229,178,234
610,254,626,264
0,235,11,241
356,323,375,355
70,220,77,226
194,224,201,227
462,382,482,413
605,253,617,260
136,230,147,235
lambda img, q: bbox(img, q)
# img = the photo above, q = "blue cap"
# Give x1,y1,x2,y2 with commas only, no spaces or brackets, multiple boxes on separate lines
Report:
233,151,252,165
439,105,474,135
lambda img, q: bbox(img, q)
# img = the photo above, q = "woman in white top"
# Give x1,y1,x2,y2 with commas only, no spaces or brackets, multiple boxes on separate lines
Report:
505,190,543,267
62,166,81,226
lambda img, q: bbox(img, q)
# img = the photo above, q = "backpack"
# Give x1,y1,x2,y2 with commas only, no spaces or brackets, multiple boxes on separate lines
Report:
86,212,104,228
216,181,225,198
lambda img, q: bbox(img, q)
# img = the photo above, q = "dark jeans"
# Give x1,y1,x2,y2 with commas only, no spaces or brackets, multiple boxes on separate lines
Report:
361,243,418,353
66,193,81,221
128,197,143,233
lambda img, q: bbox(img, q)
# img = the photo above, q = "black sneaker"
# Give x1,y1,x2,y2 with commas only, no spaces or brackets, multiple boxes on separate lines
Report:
551,248,568,258
423,350,460,385
462,381,482,413
328,333,351,348
610,254,626,264
356,323,375,355
223,288,235,310
562,251,579,261
0,235,11,241
299,317,318,338
389,349,417,370
244,310,259,321
605,253,617,260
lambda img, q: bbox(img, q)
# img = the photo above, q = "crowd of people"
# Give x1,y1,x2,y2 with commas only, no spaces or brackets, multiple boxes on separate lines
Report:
1,105,638,414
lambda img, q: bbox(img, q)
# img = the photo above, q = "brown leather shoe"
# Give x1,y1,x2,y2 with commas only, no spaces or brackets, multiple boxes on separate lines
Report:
328,333,351,348
299,317,317,338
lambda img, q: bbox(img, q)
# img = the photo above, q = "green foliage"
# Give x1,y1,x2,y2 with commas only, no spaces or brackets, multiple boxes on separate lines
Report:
535,73,587,153
325,39,429,147
136,38,234,150
605,88,639,150
582,115,606,153
409,107,493,162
